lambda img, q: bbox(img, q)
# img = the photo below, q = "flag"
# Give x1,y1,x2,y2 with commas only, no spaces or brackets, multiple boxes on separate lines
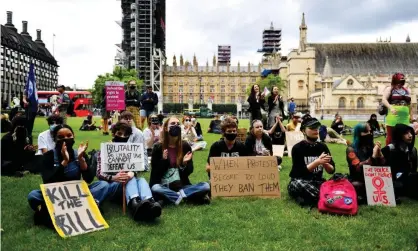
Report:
25,63,38,112
263,87,270,96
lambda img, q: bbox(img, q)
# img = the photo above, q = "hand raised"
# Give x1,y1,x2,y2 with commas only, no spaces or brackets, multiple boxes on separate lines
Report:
183,151,193,163
162,149,168,160
78,141,89,159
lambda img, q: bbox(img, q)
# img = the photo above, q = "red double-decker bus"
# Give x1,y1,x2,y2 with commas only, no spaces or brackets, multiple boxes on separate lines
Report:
37,91,93,117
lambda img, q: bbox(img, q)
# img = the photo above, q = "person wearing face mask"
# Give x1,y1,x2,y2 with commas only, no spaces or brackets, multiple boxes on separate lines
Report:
206,117,248,178
1,116,37,177
372,124,418,201
346,123,385,203
181,116,207,152
37,115,64,154
27,124,109,228
125,80,142,129
191,116,203,141
96,122,162,221
288,117,336,206
143,114,162,156
150,116,210,206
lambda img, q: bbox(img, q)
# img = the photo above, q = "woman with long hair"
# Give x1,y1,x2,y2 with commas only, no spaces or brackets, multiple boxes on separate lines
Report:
382,73,412,145
267,86,284,129
346,123,384,203
181,115,207,152
150,116,210,206
247,84,265,122
27,124,109,228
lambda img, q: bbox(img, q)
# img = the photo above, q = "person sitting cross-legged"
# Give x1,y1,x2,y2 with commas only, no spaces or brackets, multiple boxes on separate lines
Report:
288,117,336,206
96,122,161,221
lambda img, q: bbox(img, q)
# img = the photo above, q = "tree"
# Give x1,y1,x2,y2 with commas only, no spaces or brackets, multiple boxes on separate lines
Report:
91,67,143,106
246,74,285,97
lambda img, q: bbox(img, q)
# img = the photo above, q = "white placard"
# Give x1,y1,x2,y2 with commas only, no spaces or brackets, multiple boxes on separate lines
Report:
272,145,285,157
100,143,145,172
363,165,396,207
285,131,304,157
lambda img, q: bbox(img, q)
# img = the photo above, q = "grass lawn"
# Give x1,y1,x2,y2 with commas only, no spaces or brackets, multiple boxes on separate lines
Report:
1,117,418,250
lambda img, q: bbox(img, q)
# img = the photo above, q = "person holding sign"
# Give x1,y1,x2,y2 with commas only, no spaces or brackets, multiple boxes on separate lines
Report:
372,124,418,201
97,122,162,221
206,117,249,177
150,116,211,205
288,117,335,206
244,120,282,167
27,125,109,228
346,123,385,203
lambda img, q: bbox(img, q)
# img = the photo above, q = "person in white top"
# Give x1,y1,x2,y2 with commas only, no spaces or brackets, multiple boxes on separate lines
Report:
181,115,207,152
119,111,149,171
143,114,162,156
37,114,64,154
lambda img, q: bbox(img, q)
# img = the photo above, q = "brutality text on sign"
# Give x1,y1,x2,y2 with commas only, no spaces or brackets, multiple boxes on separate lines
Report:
363,165,396,207
210,156,280,198
100,143,145,172
40,180,109,238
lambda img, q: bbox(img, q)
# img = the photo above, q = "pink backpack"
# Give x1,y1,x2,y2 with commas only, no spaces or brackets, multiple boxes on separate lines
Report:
318,174,358,216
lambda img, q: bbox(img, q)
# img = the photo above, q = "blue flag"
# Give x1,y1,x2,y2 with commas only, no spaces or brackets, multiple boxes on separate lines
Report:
25,63,38,112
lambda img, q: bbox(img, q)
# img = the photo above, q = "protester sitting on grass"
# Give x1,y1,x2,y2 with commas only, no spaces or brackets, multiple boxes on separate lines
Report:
143,114,162,157
1,113,12,133
367,114,382,136
1,116,37,177
206,117,248,178
372,124,418,202
119,111,149,171
288,117,335,206
269,115,287,145
27,124,109,228
150,116,210,206
191,116,203,141
96,122,161,221
181,115,207,152
346,123,385,203
37,115,64,154
79,115,97,131
331,115,345,134
207,115,222,134
245,119,282,167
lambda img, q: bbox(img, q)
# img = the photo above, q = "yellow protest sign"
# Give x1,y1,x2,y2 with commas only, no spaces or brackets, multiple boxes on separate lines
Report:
40,180,109,238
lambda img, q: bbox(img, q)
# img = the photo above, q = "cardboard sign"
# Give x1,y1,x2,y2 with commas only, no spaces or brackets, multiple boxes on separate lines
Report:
363,165,396,207
237,128,247,142
272,145,285,157
100,143,145,172
40,180,109,238
105,81,125,111
285,131,304,157
210,156,280,198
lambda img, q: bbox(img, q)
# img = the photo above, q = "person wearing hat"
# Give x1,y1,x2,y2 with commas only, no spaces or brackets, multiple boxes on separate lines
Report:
286,112,302,131
139,85,158,130
56,85,70,124
381,73,412,145
125,80,142,129
287,117,335,206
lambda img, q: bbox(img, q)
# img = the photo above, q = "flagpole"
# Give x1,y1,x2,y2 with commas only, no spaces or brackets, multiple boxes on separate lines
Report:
53,34,55,57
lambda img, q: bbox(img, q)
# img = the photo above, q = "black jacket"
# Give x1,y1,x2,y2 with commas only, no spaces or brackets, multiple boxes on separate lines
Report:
247,94,266,113
140,92,158,111
244,133,273,156
150,141,194,188
125,90,141,107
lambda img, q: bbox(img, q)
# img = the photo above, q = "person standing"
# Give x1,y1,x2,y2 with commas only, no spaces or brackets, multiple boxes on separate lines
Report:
140,85,158,129
56,85,70,124
125,80,142,129
288,98,296,122
247,84,265,122
23,64,39,143
267,86,285,129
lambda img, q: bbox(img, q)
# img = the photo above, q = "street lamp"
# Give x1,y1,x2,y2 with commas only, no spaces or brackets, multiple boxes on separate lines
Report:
306,66,311,108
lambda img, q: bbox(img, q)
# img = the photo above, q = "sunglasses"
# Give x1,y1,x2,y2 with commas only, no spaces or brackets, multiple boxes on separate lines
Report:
169,122,180,126
185,119,191,122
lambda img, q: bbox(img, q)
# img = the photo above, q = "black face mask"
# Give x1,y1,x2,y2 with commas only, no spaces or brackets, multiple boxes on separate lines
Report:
56,138,75,150
224,133,237,141
129,85,136,89
113,136,129,143
169,125,181,137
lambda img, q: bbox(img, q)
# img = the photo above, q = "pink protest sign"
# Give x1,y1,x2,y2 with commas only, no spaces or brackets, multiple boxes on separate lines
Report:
105,81,125,111
363,165,396,207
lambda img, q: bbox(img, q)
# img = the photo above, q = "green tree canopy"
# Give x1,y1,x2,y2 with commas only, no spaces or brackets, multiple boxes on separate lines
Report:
246,74,285,96
92,67,143,106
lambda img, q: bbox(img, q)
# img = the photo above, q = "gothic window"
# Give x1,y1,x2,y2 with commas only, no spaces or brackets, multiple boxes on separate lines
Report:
357,97,365,108
338,97,346,108
347,79,354,88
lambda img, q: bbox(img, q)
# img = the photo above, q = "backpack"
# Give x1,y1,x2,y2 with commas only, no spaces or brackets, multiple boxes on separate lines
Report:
318,174,358,216
319,125,327,142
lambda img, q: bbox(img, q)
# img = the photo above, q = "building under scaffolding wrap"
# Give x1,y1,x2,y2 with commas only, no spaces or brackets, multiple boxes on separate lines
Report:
117,0,166,93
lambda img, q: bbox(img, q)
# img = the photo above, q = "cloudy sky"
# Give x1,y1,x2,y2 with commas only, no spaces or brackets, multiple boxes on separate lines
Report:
2,0,417,89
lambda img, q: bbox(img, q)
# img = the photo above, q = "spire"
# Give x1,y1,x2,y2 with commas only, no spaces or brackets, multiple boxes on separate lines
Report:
299,13,308,51
300,12,307,29
212,54,216,66
322,56,332,78
206,59,209,67
180,54,184,66
406,34,411,43
173,54,177,67
193,53,198,66
270,22,274,29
